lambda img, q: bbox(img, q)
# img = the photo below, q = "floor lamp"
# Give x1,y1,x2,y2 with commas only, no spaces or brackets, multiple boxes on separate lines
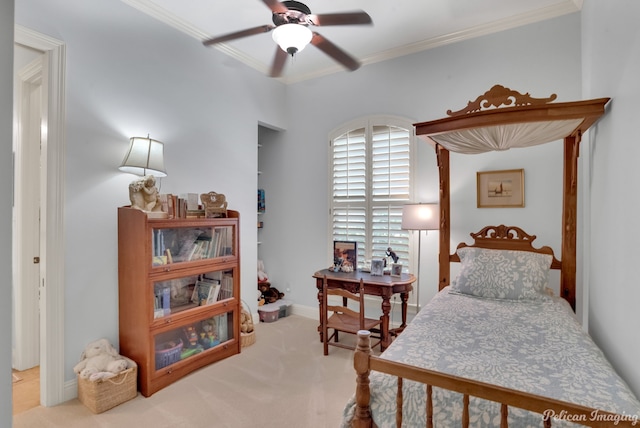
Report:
401,203,439,312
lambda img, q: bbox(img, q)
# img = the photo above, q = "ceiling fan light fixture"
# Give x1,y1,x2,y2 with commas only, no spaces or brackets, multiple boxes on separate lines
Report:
272,23,312,56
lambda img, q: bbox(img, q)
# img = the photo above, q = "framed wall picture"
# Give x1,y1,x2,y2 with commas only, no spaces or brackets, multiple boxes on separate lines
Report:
476,169,525,208
333,240,358,271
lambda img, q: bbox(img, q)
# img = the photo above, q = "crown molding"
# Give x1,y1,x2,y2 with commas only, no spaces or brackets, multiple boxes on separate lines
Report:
122,0,580,84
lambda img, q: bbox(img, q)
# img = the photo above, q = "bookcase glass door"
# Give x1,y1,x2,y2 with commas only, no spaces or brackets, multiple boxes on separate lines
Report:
151,225,234,267
153,269,235,320
153,311,235,371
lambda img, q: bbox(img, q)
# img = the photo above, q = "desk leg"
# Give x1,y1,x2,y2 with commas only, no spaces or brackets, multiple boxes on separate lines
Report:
380,296,391,351
389,292,410,339
316,281,323,342
400,292,409,329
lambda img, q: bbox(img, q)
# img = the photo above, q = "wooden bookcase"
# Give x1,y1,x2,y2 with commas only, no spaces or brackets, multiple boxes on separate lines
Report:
117,206,241,397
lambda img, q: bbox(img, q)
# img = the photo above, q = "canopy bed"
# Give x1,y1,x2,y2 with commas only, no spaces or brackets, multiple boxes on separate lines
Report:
340,85,640,427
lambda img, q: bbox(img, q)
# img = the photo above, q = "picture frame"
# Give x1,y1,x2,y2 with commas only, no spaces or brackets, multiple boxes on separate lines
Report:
390,263,403,277
333,240,358,271
476,169,525,208
370,258,385,276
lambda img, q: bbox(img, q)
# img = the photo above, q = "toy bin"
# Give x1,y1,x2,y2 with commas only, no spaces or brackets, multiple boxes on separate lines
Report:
77,358,137,414
258,305,280,323
277,300,292,318
155,339,183,370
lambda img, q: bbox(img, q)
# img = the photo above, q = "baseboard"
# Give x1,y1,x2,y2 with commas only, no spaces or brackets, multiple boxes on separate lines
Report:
64,378,78,402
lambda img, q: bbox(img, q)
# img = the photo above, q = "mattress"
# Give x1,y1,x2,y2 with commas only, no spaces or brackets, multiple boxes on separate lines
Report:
341,288,640,427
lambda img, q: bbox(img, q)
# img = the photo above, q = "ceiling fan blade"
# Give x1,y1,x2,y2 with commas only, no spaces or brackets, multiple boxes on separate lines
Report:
311,32,360,71
307,11,372,26
262,0,289,14
203,25,275,46
269,47,289,78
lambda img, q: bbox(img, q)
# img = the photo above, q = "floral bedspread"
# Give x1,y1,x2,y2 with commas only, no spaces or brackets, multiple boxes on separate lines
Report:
341,289,640,427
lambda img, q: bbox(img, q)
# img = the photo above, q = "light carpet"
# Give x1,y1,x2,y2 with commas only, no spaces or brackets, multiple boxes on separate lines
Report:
14,314,375,428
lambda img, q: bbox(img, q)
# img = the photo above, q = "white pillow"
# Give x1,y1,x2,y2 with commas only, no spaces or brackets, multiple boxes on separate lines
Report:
450,247,552,301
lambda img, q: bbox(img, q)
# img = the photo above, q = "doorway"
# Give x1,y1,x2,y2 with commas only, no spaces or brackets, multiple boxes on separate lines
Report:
13,25,66,408
12,44,43,413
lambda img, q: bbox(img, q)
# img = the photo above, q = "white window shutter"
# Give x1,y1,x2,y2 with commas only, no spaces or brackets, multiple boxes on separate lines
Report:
331,120,412,270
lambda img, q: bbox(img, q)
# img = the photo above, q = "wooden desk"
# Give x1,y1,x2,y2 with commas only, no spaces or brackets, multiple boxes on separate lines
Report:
313,269,415,350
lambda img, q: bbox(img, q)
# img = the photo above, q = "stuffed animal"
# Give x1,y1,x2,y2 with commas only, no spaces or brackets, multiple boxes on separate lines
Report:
258,282,285,304
241,309,254,334
73,338,129,382
258,259,268,283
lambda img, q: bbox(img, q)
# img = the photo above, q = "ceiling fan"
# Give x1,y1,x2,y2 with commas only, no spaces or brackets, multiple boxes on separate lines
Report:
202,0,372,77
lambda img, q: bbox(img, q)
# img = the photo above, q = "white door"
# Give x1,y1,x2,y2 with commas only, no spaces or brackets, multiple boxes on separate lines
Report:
12,48,43,372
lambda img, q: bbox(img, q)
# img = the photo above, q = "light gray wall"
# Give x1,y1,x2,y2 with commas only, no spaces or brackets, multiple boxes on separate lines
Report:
8,0,639,408
261,14,582,317
582,0,640,398
2,1,15,425
15,0,287,384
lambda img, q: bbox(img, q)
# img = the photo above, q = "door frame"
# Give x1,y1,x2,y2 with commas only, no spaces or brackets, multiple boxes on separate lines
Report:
14,25,66,407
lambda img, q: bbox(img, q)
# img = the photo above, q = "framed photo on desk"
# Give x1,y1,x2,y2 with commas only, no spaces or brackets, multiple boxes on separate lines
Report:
390,263,403,277
333,240,358,271
371,259,384,276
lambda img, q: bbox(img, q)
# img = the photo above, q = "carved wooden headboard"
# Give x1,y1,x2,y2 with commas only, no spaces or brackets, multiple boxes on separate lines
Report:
452,225,561,270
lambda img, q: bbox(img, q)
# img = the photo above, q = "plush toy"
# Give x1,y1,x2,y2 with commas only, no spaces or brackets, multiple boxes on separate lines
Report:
258,282,284,304
258,259,269,283
73,338,129,382
199,319,219,349
241,309,254,334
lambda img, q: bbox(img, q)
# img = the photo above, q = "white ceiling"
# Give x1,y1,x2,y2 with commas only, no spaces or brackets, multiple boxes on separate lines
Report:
122,0,582,84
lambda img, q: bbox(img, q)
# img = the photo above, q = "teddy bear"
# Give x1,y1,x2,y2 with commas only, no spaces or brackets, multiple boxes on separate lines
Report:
241,309,254,334
258,281,284,304
73,338,130,382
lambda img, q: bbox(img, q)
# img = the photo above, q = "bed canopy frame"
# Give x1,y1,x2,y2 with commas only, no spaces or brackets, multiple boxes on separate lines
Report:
413,84,610,311
347,86,619,428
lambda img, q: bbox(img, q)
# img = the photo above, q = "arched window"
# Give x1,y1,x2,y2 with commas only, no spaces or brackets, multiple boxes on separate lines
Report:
330,116,415,271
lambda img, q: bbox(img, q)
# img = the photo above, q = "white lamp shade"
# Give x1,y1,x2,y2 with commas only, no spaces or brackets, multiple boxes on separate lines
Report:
272,24,313,54
119,136,167,177
401,203,439,231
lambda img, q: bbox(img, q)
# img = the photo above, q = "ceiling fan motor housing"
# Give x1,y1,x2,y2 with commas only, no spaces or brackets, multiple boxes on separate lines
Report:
272,0,311,26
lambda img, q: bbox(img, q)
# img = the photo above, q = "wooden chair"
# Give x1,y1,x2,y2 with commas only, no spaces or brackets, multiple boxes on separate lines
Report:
322,276,381,355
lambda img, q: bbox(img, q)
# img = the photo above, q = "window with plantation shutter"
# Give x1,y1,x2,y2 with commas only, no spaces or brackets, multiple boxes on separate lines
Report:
330,117,414,271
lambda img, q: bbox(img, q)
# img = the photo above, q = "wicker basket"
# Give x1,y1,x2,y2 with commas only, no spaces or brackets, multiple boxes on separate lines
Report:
241,331,256,348
240,300,256,348
78,365,137,414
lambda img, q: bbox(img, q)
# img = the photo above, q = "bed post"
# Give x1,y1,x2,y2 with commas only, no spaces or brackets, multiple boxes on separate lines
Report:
436,144,451,290
352,331,374,428
562,135,579,311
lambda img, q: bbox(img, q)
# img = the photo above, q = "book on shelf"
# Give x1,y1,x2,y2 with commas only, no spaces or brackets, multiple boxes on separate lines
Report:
217,313,228,343
191,280,210,305
183,193,199,211
162,287,171,316
152,285,181,318
186,209,206,218
258,189,265,213
191,278,221,306
218,274,234,301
